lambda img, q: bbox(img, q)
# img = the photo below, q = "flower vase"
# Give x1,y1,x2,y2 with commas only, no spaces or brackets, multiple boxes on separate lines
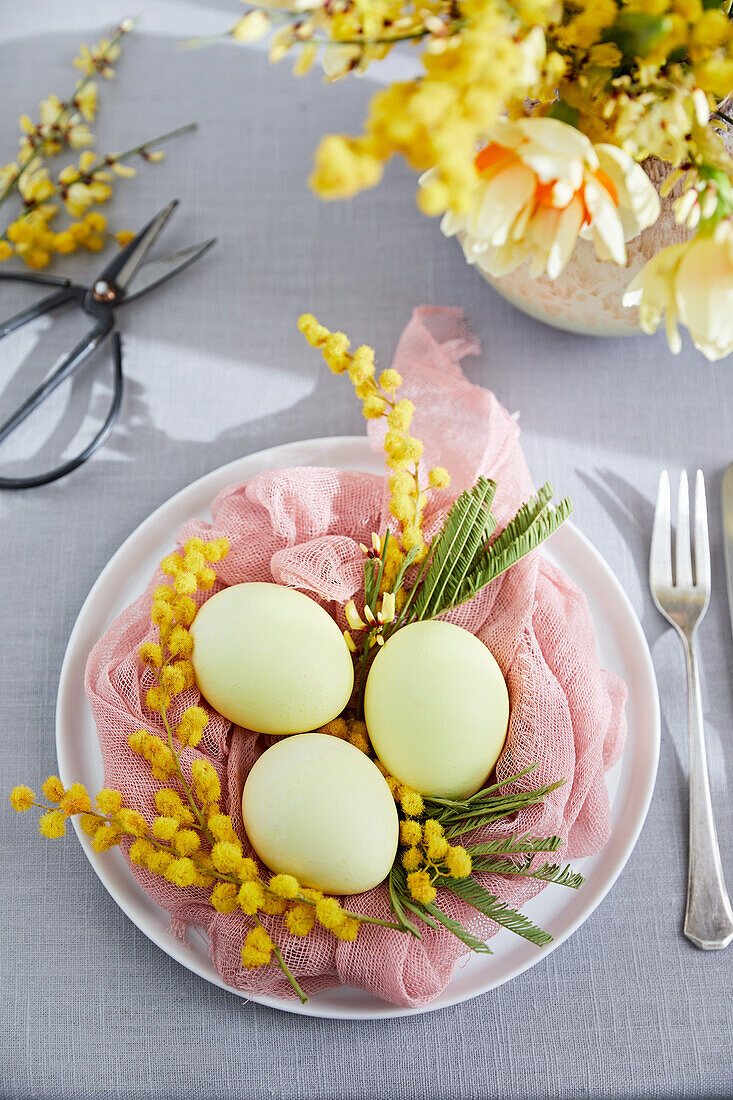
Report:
467,157,689,337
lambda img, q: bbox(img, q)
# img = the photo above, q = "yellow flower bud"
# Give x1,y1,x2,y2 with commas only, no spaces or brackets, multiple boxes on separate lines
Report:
269,874,300,899
10,785,35,812
210,882,239,913
95,788,123,814
444,845,472,878
428,467,451,489
407,869,437,905
42,776,66,804
378,369,403,394
39,810,66,838
286,903,316,936
237,881,265,915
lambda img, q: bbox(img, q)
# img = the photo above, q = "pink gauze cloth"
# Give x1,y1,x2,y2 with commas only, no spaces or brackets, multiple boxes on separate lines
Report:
85,306,627,1009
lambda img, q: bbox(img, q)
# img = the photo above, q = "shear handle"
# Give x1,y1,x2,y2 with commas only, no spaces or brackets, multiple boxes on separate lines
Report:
0,287,75,340
0,334,123,490
0,315,113,446
0,272,72,289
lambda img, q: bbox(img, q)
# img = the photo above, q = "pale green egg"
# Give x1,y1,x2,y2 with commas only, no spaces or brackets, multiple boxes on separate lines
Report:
242,733,399,895
364,620,510,800
190,582,354,734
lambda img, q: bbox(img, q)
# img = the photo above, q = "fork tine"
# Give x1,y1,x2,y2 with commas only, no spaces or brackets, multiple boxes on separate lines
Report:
676,471,693,588
694,469,711,591
650,470,673,587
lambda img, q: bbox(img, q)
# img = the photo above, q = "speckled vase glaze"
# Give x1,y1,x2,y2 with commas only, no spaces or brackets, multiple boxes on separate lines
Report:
471,156,689,336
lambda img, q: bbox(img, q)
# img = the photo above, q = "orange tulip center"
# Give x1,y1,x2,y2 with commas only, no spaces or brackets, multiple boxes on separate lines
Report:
475,142,619,227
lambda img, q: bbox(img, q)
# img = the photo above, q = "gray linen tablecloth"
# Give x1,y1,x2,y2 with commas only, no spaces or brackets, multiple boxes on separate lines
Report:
2,3,732,1097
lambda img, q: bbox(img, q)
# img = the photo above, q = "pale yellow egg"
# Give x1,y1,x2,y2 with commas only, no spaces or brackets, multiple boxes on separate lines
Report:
190,582,354,734
364,620,509,800
242,733,399,895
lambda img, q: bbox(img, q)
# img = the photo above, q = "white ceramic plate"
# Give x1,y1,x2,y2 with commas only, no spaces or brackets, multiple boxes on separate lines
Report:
56,436,660,1019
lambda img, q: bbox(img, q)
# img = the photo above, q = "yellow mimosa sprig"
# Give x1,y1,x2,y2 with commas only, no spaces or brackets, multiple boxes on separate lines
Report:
297,314,451,584
11,535,412,1005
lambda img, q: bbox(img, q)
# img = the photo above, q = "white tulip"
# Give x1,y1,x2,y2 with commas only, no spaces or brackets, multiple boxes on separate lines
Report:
424,116,660,281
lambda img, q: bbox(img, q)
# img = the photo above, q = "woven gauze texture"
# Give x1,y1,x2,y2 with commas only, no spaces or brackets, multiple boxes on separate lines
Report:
85,307,626,1008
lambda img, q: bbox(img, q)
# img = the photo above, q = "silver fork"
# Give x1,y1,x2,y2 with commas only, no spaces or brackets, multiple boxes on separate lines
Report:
650,469,733,949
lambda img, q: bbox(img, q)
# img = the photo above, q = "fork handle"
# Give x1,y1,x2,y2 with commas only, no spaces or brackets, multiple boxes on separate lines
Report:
683,638,733,950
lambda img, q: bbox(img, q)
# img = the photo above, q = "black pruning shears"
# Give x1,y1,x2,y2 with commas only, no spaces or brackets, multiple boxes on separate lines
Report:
0,200,215,489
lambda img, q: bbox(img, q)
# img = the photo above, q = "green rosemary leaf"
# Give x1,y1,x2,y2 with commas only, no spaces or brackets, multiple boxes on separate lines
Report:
372,529,390,603
424,766,542,811
363,558,379,613
480,481,555,561
411,477,497,621
462,765,541,801
387,862,424,939
423,902,494,954
465,834,564,857
402,898,440,930
442,877,554,947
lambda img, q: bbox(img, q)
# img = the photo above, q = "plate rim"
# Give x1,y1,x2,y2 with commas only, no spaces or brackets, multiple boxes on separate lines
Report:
55,435,660,1019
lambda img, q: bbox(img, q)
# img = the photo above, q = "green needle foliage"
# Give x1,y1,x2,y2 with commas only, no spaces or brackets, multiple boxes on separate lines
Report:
388,769,582,955
424,767,567,840
438,877,554,947
422,902,494,955
404,477,572,623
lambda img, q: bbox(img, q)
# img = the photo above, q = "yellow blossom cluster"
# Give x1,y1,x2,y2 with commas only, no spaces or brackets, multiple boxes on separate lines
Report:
227,0,733,241
0,208,122,270
73,30,129,80
0,21,186,270
399,816,473,904
298,314,451,572
317,715,372,755
141,535,228,722
228,0,460,80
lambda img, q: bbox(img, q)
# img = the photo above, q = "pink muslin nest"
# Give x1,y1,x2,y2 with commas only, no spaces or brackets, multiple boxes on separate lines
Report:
85,307,626,1008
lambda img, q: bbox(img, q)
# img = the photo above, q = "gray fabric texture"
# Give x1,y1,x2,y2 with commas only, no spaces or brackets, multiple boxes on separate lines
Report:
1,3,732,1097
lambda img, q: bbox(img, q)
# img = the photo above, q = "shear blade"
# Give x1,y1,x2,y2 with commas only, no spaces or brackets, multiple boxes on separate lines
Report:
96,200,180,295
121,239,217,303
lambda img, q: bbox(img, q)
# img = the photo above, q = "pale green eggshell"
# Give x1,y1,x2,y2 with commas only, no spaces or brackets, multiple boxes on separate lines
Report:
242,733,399,895
364,620,510,800
190,582,354,735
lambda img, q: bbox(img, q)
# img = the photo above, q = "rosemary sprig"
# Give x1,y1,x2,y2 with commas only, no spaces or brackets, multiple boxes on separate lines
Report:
422,902,494,954
468,857,585,889
410,477,497,621
388,863,425,939
465,834,565,857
